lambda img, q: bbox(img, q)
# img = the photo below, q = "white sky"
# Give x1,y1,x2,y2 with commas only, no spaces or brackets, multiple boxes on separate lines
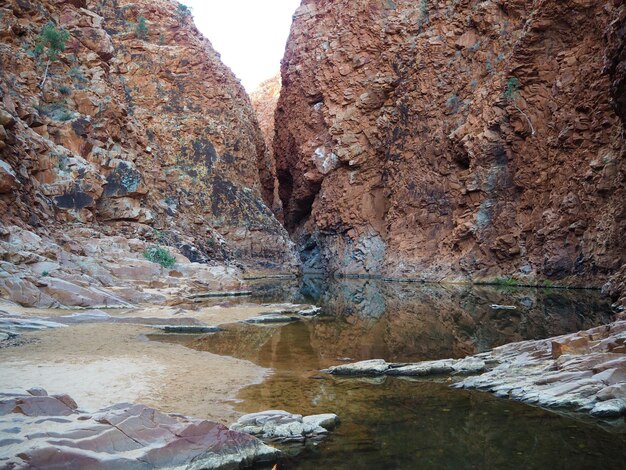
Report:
181,0,301,91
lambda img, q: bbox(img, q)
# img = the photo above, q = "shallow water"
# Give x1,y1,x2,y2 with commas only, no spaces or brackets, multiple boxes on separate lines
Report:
157,279,626,469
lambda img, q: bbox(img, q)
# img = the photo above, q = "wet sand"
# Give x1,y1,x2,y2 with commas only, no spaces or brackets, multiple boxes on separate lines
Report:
0,322,269,423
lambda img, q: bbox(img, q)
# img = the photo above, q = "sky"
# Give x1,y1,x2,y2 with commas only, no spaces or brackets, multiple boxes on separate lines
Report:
181,0,302,91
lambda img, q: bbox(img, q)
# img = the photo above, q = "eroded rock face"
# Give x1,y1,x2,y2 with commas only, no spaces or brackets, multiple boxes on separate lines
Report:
0,0,296,273
275,0,626,285
250,73,283,217
0,389,280,469
0,225,246,308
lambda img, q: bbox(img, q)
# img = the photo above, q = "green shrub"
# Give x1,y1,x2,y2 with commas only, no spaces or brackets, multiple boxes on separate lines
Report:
58,85,72,95
135,15,148,39
41,270,50,277
143,245,176,268
493,276,517,287
34,22,70,61
503,76,535,136
34,23,70,91
177,3,192,18
503,77,520,101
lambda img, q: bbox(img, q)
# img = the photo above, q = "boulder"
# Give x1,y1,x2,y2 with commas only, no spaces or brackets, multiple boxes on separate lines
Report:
40,277,131,308
323,359,390,376
0,160,18,193
590,399,626,418
230,410,338,443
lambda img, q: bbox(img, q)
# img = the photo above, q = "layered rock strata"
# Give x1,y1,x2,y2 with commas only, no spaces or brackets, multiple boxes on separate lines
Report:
0,389,279,469
0,0,296,302
250,73,283,217
275,0,626,288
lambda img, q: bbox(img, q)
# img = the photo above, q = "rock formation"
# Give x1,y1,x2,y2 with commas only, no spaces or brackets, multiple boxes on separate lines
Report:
275,0,626,290
0,0,298,306
0,389,279,469
323,319,626,420
250,73,283,218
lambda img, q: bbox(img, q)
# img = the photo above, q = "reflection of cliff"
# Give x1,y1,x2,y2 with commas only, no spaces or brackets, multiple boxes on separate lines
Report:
184,280,615,367
302,280,615,362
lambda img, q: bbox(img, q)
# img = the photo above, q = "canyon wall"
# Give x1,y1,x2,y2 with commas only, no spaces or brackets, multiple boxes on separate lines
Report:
250,73,283,219
0,0,296,272
275,0,626,289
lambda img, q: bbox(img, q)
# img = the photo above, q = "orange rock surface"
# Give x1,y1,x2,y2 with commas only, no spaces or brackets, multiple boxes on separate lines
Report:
274,0,626,291
0,0,296,275
250,73,283,218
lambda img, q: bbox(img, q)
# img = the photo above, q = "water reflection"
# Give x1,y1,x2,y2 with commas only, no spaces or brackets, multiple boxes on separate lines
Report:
249,278,615,361
154,279,626,469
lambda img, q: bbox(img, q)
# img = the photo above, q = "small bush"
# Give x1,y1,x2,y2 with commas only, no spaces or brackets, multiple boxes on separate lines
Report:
68,66,87,82
34,22,70,61
493,277,517,287
177,3,192,18
42,270,50,277
143,245,176,268
135,15,148,40
58,85,72,95
503,77,520,101
58,109,74,121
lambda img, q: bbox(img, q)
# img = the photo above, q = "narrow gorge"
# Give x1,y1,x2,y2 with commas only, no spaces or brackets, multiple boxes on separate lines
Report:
0,0,625,468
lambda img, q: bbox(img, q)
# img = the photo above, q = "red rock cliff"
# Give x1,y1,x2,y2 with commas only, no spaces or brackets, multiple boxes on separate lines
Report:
250,73,283,218
275,0,626,287
0,0,296,272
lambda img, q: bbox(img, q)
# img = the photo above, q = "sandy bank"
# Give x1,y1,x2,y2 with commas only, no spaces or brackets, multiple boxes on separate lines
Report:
0,322,268,423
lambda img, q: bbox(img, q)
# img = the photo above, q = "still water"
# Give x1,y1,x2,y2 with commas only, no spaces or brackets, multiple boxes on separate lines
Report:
157,278,626,469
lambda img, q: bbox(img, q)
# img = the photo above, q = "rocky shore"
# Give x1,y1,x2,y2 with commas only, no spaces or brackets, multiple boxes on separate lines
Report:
324,319,626,421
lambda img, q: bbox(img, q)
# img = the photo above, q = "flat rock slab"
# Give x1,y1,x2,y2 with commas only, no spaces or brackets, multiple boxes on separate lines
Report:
231,410,339,443
261,303,322,316
0,315,67,333
0,389,279,469
151,325,221,333
490,304,517,310
241,304,322,325
243,314,301,324
324,357,485,377
185,291,253,299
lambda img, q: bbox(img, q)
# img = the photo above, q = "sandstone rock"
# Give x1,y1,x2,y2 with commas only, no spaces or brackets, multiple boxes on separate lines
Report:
250,73,282,211
40,277,132,308
302,413,338,430
322,320,626,420
324,359,390,376
0,0,297,274
0,160,18,193
0,109,16,128
0,390,280,469
243,314,301,324
230,410,338,443
590,399,626,418
275,0,625,284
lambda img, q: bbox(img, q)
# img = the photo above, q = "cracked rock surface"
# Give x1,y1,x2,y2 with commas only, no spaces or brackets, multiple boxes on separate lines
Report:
0,389,279,469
